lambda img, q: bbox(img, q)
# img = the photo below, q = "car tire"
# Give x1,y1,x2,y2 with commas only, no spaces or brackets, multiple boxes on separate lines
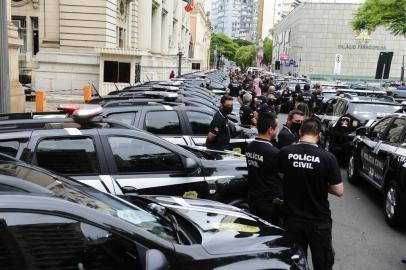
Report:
347,154,360,185
384,180,405,228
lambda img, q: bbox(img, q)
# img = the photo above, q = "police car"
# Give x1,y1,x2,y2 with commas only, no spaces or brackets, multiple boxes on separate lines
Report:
0,105,249,209
99,104,256,151
315,95,401,155
349,113,406,228
0,160,308,269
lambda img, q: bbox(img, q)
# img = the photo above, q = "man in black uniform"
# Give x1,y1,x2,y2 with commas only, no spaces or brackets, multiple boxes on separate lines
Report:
228,76,242,97
277,110,304,149
312,83,324,114
275,118,344,270
205,95,233,150
245,113,282,224
296,84,316,113
239,92,257,126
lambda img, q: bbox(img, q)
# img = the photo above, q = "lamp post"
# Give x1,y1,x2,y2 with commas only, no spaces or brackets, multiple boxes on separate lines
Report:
401,55,405,82
216,51,222,70
177,51,184,77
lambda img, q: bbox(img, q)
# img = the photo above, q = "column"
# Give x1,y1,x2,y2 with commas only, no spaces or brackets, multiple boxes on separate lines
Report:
161,12,169,55
43,0,60,44
151,4,162,54
26,16,33,61
137,0,152,51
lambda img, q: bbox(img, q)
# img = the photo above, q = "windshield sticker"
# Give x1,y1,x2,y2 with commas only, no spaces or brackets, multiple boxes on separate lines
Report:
183,191,198,199
117,210,156,225
213,223,260,233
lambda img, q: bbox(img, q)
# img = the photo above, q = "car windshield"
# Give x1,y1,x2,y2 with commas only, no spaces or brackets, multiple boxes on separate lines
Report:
0,162,177,242
322,92,337,100
349,103,401,121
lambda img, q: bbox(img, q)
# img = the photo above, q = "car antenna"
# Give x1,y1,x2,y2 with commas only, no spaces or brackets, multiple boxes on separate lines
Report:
113,82,120,91
146,74,151,82
90,82,102,98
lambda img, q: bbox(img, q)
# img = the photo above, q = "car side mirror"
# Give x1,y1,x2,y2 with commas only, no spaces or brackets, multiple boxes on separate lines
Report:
185,157,199,174
145,249,169,270
355,126,368,136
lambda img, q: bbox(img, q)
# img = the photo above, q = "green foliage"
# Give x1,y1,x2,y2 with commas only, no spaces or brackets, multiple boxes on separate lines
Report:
263,38,273,65
235,45,258,69
233,39,254,47
210,33,239,64
352,0,406,36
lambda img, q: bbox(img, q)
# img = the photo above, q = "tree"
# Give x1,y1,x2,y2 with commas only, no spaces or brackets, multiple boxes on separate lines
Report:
233,38,254,47
263,38,273,65
235,45,257,69
352,0,406,36
210,33,239,66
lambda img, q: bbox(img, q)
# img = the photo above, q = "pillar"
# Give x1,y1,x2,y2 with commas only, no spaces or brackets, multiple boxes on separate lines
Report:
137,0,152,51
151,4,162,54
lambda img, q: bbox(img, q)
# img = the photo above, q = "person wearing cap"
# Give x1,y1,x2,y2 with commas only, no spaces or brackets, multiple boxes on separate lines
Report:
275,118,344,270
245,113,282,225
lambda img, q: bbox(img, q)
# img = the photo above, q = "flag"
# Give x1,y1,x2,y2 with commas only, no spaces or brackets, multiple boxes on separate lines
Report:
184,0,195,12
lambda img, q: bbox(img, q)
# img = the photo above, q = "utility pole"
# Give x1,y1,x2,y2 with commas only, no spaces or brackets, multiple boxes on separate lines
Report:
177,51,184,77
0,0,11,113
401,55,405,82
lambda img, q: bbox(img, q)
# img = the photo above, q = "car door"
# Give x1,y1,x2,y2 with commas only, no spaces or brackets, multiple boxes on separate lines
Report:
99,129,209,199
359,117,394,185
27,129,118,194
369,118,406,187
0,211,144,269
182,110,213,146
141,109,189,145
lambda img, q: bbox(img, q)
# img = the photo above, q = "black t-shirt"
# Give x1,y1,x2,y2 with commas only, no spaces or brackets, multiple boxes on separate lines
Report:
229,81,242,97
277,125,298,149
275,142,342,222
239,104,254,126
246,138,282,206
296,92,316,104
207,111,231,150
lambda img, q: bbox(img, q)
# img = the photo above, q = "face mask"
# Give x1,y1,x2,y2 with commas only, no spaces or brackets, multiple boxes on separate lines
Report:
222,106,233,115
268,100,277,107
291,122,302,134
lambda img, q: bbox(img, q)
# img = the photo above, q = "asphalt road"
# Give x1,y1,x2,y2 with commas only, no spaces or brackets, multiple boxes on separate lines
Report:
276,113,406,269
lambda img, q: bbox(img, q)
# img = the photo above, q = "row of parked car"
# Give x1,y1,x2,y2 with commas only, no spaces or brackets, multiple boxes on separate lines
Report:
0,70,307,269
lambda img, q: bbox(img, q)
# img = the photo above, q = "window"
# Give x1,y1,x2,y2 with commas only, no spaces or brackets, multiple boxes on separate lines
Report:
0,141,20,157
107,112,136,125
104,61,131,83
192,63,201,70
333,100,347,116
108,136,183,173
370,117,392,140
145,111,181,134
186,111,212,135
384,118,406,143
0,212,141,269
35,137,100,175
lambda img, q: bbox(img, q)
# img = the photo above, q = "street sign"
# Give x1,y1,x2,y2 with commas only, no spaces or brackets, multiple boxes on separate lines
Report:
334,54,342,74
280,53,289,61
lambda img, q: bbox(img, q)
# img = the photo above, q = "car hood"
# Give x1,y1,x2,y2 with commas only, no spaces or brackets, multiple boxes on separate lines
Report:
141,196,294,255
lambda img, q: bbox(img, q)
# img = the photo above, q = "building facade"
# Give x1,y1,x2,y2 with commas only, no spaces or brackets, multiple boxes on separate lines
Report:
272,0,406,80
6,0,25,112
211,0,258,43
11,0,195,95
189,3,212,71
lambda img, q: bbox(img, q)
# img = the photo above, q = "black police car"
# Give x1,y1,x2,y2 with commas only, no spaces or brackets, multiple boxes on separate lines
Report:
315,95,401,155
348,113,406,228
99,104,256,151
0,160,308,269
0,105,250,209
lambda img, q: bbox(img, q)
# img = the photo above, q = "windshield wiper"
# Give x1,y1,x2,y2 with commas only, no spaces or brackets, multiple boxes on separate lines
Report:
147,203,182,244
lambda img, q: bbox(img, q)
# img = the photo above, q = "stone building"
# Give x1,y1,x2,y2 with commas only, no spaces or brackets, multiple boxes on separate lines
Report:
11,0,196,95
189,3,212,71
6,0,25,112
272,0,406,80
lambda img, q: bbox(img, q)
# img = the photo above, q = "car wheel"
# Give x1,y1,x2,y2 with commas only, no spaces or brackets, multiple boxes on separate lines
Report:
347,154,360,185
384,180,405,228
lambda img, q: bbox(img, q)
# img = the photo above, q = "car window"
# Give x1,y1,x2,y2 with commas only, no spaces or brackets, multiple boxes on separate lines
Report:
383,118,406,143
108,136,184,173
370,118,392,140
0,212,141,269
145,111,181,134
333,100,346,116
35,137,100,175
0,141,20,157
107,112,136,125
186,111,212,135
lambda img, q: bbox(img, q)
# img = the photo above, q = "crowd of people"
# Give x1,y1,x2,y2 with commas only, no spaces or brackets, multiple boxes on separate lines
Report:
205,70,345,270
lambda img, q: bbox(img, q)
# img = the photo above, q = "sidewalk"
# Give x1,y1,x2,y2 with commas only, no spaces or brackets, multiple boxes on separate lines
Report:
26,92,84,112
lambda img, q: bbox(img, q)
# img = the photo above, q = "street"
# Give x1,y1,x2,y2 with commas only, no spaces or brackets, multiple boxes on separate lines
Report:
277,113,406,269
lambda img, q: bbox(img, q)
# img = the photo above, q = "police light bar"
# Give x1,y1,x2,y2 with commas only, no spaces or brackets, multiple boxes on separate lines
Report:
58,104,103,118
